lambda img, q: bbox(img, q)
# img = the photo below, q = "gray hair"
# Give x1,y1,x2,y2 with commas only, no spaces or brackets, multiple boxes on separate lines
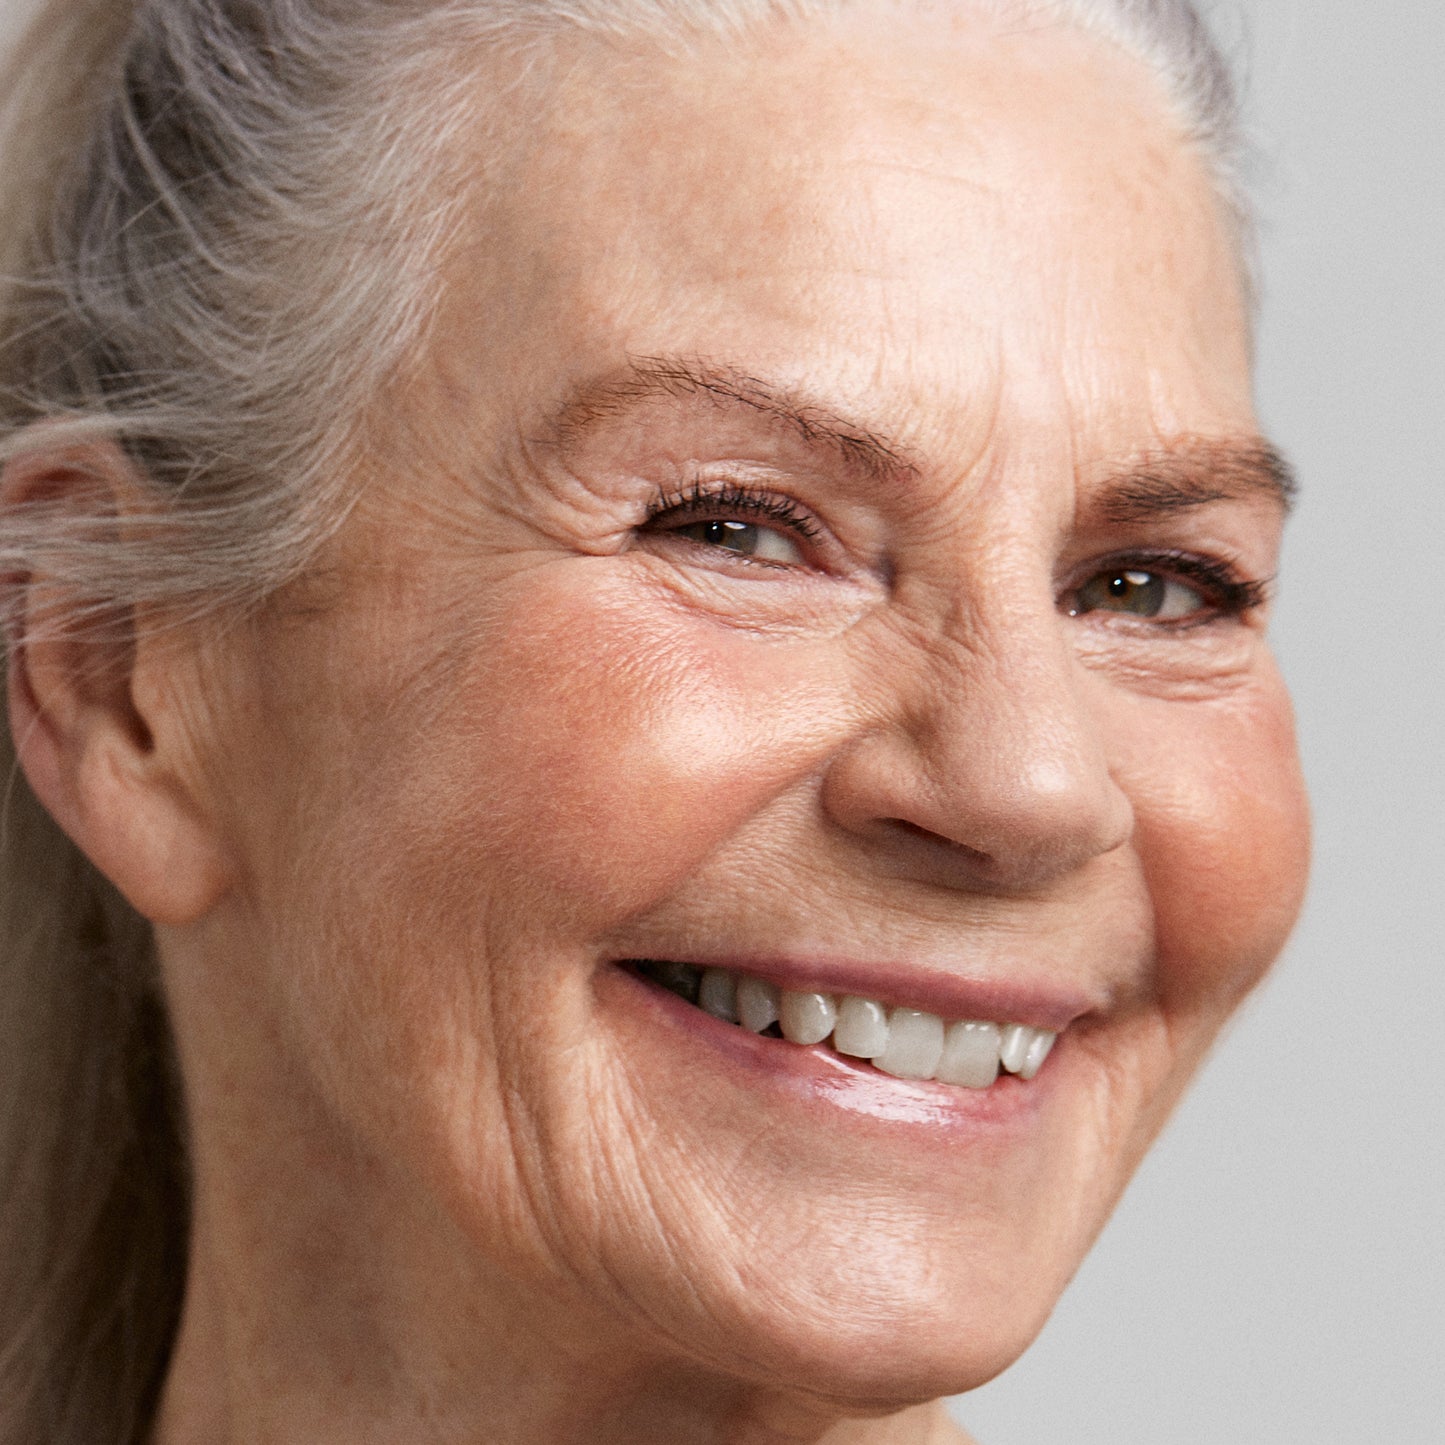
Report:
0,2,1249,1440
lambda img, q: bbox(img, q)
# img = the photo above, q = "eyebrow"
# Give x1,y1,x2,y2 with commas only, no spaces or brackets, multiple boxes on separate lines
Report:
547,355,1297,515
548,355,918,483
1095,440,1298,521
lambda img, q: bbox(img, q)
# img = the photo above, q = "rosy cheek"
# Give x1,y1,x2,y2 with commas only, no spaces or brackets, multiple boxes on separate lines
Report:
1124,675,1310,1017
393,571,847,930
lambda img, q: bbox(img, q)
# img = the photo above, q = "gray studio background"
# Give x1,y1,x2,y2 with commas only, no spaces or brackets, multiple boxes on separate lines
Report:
955,3,1445,1442
2,1,1438,1442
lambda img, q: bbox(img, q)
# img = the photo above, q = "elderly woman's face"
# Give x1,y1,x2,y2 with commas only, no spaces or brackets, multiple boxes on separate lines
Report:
193,9,1307,1406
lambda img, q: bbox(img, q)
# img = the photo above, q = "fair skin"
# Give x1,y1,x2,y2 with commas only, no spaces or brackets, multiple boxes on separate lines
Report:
6,8,1309,1445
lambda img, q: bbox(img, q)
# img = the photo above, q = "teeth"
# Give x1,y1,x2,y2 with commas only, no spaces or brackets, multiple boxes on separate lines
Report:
998,1023,1032,1075
876,1007,945,1080
832,996,889,1059
1018,1028,1056,1080
735,975,781,1034
635,960,1058,1088
936,1020,1001,1090
997,1023,1055,1078
698,967,738,1024
779,990,837,1046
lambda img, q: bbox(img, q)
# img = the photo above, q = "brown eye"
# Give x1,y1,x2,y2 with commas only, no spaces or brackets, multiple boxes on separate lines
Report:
667,518,805,565
1071,568,1206,621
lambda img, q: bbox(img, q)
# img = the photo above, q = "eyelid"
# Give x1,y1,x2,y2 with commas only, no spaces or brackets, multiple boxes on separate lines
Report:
1065,548,1273,620
650,479,820,531
642,479,824,542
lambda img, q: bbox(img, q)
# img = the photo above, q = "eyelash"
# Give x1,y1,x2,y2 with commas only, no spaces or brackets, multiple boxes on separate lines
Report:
639,481,1271,619
1074,549,1272,621
642,481,823,546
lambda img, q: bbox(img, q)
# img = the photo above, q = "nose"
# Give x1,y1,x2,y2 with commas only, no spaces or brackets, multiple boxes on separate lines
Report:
821,609,1133,894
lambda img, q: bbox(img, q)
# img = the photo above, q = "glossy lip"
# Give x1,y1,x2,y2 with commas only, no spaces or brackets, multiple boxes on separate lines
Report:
601,962,1067,1134
614,951,1100,1032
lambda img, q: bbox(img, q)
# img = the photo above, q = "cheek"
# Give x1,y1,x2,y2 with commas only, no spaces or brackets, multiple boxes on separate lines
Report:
1120,673,1310,1018
386,569,849,936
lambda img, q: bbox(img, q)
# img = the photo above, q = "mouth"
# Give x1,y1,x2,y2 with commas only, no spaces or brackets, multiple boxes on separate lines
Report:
625,959,1058,1090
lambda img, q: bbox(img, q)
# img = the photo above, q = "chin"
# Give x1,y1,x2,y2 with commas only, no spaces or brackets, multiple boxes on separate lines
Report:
737,1279,1053,1406
407,956,1148,1411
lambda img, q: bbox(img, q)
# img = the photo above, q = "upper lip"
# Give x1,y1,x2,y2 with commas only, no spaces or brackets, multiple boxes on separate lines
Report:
619,952,1106,1032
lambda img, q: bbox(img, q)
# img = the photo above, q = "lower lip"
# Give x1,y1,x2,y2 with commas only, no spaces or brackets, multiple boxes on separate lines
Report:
599,963,1055,1136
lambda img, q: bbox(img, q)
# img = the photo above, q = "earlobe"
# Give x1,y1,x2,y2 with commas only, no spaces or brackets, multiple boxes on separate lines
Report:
2,444,234,927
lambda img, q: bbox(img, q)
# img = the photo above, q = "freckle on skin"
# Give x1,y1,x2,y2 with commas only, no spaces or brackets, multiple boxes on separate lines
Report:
143,10,1306,1443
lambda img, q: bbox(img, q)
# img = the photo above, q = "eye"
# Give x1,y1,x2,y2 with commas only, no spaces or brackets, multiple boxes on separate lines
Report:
640,482,821,569
1070,567,1207,621
666,518,805,564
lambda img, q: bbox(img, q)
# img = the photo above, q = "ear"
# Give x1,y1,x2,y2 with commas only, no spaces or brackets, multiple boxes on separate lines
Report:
3,440,235,926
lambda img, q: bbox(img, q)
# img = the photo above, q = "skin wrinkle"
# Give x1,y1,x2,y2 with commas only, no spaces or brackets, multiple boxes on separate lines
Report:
0,9,1305,1445
551,356,921,484
611,1129,758,1362
545,357,1291,554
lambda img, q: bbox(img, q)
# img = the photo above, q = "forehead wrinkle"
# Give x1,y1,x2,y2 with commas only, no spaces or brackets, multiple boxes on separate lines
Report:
1092,438,1298,523
545,354,922,484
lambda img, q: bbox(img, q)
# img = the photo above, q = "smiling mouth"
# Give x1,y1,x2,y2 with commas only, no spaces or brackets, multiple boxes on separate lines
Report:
627,959,1057,1089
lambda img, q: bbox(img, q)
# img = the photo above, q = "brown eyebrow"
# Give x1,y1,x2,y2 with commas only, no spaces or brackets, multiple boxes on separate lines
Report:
548,355,919,483
547,357,1297,518
1095,440,1298,522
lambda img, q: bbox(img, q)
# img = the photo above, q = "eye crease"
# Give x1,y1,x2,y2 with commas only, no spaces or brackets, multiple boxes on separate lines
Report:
1066,551,1271,625
641,480,822,567
640,481,1271,632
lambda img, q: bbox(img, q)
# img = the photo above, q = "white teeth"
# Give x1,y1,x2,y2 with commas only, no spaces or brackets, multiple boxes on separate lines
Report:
1000,1023,1041,1075
1018,1027,1055,1080
698,967,738,1024
657,961,1059,1089
935,1020,1002,1089
832,995,889,1058
735,975,781,1034
779,990,837,1047
875,1007,945,1080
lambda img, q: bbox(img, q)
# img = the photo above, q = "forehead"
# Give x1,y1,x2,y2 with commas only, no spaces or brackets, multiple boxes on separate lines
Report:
439,7,1252,467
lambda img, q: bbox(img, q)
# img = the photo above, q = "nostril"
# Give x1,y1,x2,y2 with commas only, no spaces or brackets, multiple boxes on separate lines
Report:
861,777,1133,893
888,817,991,863
818,680,1135,892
